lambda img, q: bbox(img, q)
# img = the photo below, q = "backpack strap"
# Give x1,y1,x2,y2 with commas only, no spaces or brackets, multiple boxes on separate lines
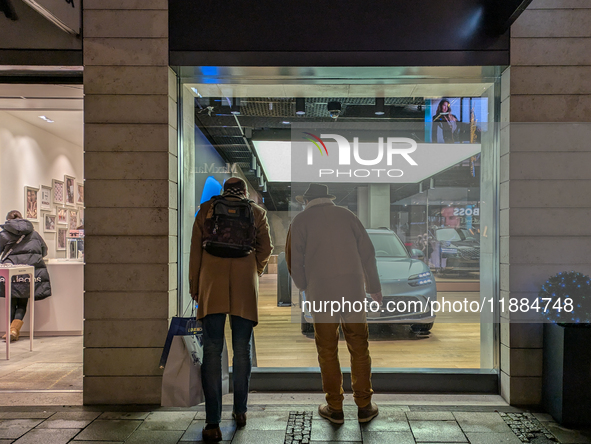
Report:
0,234,25,263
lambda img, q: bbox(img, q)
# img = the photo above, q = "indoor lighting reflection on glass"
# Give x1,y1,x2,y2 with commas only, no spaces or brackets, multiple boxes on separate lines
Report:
38,115,54,123
251,140,292,182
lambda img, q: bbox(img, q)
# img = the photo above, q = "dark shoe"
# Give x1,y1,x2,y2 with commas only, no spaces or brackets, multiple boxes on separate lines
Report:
233,411,247,427
358,401,379,423
202,425,222,442
318,404,344,424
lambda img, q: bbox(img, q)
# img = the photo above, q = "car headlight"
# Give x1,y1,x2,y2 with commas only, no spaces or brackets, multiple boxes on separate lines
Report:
408,271,433,287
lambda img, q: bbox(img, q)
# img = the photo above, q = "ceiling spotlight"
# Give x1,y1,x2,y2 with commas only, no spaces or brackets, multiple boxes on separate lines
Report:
231,97,241,115
38,115,54,123
262,181,268,193
251,155,257,171
327,101,341,119
256,165,262,178
374,98,385,116
282,121,291,125
295,98,306,116
258,176,265,187
419,183,424,193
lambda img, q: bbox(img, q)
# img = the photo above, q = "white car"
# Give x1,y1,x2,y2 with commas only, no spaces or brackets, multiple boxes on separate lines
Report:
300,228,437,335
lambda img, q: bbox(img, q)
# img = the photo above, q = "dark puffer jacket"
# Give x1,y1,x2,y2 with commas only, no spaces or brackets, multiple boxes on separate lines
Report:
0,219,51,300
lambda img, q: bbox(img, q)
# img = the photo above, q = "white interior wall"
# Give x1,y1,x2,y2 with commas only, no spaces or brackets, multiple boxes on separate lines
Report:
0,110,83,258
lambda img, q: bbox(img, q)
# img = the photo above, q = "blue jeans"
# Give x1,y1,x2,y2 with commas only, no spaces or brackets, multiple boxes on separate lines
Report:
201,314,254,425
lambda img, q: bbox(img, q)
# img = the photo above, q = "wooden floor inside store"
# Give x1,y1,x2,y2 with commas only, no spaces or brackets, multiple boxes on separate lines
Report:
227,275,481,369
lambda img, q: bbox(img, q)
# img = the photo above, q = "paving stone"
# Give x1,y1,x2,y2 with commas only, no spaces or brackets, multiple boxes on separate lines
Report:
138,411,195,431
360,417,410,432
71,442,122,444
74,419,141,441
241,415,288,431
231,429,286,444
367,408,407,421
98,412,151,420
532,414,554,423
407,412,456,421
0,412,55,419
180,419,235,442
362,431,415,444
193,411,234,420
310,419,362,442
455,413,513,433
12,428,80,444
125,429,184,444
410,420,468,443
465,432,524,444
37,411,101,429
0,419,44,439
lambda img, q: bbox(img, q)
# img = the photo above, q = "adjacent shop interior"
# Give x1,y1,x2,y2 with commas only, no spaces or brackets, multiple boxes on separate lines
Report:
0,83,83,394
177,67,500,372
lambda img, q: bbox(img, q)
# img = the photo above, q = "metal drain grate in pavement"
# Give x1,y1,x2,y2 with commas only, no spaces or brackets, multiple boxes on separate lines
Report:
285,411,313,444
500,412,558,443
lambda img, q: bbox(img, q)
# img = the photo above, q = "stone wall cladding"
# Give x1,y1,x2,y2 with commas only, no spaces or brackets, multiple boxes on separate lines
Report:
83,2,177,404
502,0,591,405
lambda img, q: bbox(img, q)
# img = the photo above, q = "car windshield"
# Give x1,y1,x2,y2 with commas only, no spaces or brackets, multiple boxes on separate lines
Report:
435,228,464,242
368,232,409,258
460,228,479,240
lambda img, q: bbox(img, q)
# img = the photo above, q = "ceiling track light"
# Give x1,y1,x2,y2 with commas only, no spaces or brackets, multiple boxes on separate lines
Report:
256,165,262,178
295,98,306,116
375,97,385,116
251,155,257,171
258,176,265,187
327,101,341,119
231,97,241,115
419,182,424,193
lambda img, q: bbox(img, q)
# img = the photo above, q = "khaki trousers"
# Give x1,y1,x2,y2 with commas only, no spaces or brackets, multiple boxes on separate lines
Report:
313,317,373,411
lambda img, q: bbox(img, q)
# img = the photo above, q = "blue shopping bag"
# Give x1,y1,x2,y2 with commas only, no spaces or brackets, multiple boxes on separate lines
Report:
159,303,202,369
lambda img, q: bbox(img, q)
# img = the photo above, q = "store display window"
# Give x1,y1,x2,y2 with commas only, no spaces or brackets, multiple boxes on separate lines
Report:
177,67,501,372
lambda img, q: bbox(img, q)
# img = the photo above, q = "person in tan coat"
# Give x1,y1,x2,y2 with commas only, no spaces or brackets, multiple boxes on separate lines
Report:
286,183,382,424
189,177,272,441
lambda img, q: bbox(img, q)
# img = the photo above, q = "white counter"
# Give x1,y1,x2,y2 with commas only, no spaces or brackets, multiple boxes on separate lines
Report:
0,260,83,336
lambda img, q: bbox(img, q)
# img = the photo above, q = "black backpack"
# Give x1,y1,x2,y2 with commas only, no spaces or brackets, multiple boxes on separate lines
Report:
202,196,256,258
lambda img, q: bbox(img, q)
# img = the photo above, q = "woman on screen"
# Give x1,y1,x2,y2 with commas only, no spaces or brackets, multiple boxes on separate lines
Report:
432,99,459,143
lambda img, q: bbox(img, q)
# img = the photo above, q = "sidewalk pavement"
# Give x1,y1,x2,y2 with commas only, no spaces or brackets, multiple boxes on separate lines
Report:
0,394,589,444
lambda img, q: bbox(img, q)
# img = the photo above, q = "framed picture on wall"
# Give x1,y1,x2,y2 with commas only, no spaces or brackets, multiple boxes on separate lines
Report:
65,175,76,207
67,238,78,260
68,209,78,231
44,213,57,233
52,179,64,205
76,182,84,205
57,227,67,251
24,186,39,221
77,208,84,228
40,185,52,211
57,207,68,225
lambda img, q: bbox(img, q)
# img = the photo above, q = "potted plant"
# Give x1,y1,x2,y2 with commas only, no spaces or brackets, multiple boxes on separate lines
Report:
540,271,591,427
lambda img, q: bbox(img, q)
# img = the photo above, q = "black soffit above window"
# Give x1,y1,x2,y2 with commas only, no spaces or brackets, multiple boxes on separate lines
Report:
169,0,532,66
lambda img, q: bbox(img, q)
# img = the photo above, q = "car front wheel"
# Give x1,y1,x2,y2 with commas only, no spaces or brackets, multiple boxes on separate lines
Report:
411,322,434,334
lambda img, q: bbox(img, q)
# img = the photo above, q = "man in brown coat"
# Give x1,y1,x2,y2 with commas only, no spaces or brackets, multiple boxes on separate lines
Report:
286,183,382,425
190,177,272,441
